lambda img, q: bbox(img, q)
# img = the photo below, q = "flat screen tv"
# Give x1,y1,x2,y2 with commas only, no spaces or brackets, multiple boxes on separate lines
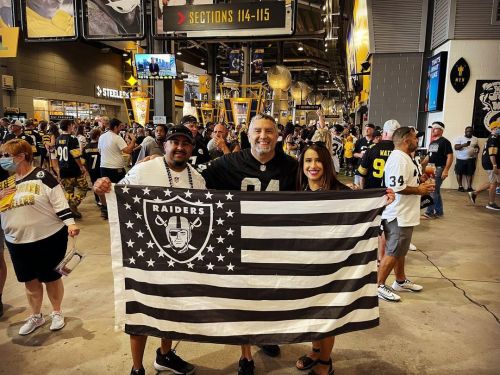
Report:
425,51,448,112
135,54,177,80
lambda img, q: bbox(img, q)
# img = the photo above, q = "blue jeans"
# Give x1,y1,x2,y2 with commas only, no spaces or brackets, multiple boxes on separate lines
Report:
425,166,444,216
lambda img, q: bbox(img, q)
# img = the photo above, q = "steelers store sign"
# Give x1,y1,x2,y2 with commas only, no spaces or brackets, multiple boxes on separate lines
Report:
164,1,285,32
143,192,213,264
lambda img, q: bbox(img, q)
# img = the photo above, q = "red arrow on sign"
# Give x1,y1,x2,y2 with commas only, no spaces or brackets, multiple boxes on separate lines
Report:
177,11,186,25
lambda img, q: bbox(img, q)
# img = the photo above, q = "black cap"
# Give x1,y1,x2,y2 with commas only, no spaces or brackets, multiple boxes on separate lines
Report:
373,129,382,137
180,115,197,126
165,125,195,144
366,123,375,129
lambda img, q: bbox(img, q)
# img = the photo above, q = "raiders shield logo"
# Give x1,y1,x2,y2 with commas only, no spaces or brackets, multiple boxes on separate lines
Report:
143,196,213,263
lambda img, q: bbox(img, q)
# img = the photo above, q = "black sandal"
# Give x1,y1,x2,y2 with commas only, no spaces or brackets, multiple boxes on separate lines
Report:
307,358,334,375
295,348,320,371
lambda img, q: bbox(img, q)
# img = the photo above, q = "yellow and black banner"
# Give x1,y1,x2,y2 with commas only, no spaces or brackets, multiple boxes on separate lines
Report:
0,27,19,58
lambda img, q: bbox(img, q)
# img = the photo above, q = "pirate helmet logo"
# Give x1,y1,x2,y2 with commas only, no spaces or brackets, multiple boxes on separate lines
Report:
155,215,202,254
144,196,213,264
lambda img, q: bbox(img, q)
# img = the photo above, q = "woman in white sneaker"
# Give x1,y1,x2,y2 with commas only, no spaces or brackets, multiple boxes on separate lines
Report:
0,139,80,335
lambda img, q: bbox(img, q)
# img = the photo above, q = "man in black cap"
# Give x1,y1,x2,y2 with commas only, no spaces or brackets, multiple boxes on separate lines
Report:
180,115,210,166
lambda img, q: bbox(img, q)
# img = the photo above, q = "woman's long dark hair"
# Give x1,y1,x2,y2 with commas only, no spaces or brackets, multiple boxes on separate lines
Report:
296,143,348,191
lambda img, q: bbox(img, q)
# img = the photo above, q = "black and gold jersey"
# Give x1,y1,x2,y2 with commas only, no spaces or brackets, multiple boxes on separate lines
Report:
83,141,101,179
358,140,394,189
55,134,82,178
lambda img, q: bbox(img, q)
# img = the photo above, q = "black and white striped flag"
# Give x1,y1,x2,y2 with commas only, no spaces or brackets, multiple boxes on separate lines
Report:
107,186,387,344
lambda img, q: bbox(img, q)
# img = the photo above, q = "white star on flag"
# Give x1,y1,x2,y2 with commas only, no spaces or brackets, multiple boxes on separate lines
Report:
207,263,214,270
146,259,155,267
227,245,234,253
197,254,205,261
206,245,214,253
129,257,135,264
217,236,224,243
226,228,234,236
187,262,194,269
136,230,144,238
227,263,235,271
226,209,234,218
216,201,224,209
125,221,134,228
205,192,213,199
225,192,234,200
124,203,131,210
142,187,151,195
216,218,224,225
127,239,134,247
133,195,141,203
184,190,192,198
168,260,175,267
137,249,145,257
146,241,154,248
217,254,225,262
135,212,142,219
157,250,165,258
164,189,172,196
121,186,130,194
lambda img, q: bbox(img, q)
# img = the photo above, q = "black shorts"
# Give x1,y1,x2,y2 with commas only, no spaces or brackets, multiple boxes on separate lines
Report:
454,159,475,176
100,167,126,183
6,226,68,283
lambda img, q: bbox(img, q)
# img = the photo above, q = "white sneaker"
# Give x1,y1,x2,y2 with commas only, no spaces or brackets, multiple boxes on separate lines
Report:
19,314,45,335
50,311,65,331
392,279,423,292
409,243,417,251
377,284,401,302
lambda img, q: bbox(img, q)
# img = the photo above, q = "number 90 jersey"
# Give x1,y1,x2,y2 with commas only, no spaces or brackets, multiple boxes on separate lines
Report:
357,140,394,189
55,134,82,178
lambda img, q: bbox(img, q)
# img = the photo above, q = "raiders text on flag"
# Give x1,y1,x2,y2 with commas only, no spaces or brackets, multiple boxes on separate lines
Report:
107,186,387,345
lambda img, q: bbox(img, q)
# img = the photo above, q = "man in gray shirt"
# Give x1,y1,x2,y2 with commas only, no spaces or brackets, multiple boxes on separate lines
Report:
136,124,167,162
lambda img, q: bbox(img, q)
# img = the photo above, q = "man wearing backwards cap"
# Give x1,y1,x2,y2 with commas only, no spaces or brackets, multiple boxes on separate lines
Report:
93,125,204,375
358,119,401,189
421,121,453,218
468,122,500,210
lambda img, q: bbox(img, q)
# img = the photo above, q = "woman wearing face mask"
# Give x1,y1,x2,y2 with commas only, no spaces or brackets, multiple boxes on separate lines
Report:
295,143,394,375
0,139,79,336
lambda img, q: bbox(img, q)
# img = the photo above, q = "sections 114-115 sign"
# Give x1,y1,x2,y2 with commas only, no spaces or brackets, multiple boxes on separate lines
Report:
160,1,295,38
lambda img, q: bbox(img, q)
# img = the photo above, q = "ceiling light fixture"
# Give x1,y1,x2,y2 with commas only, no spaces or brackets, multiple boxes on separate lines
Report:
325,48,328,52
177,50,182,56
200,60,206,66
297,43,304,51
122,52,128,57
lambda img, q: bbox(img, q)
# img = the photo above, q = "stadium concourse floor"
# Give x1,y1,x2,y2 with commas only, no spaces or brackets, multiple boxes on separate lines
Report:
0,188,499,375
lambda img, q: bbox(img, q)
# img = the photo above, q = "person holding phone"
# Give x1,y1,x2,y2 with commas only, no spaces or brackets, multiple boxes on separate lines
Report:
454,126,479,192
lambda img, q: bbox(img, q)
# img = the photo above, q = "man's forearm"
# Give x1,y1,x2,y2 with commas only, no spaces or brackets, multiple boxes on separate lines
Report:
444,154,453,172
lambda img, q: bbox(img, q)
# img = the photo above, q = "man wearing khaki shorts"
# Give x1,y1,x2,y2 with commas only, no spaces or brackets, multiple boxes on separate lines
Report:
468,122,500,210
376,127,435,302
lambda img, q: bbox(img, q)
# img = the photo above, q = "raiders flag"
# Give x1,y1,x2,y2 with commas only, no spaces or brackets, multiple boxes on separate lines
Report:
106,185,387,344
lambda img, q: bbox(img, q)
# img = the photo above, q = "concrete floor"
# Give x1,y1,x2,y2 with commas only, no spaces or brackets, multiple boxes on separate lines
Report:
0,188,499,375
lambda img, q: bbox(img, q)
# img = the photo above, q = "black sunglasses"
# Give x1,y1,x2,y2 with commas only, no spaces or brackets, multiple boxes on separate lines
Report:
0,153,13,158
